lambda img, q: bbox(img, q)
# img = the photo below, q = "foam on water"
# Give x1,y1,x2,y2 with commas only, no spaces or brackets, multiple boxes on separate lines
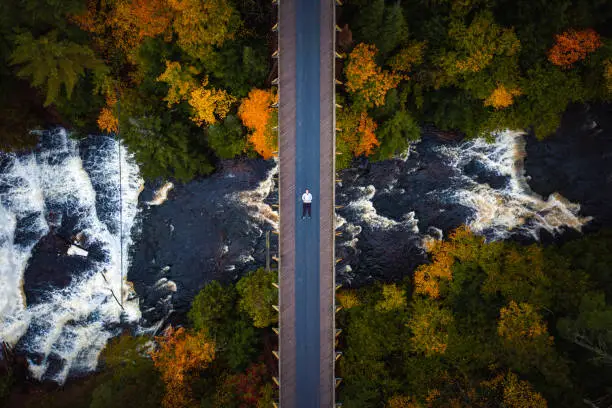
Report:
234,159,279,233
437,130,592,239
0,128,142,383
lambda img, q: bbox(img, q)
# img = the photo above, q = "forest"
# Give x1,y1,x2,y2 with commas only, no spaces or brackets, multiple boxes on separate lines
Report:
1,0,610,177
1,0,612,406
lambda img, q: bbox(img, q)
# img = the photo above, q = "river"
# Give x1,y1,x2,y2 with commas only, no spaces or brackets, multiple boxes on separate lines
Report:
0,103,610,383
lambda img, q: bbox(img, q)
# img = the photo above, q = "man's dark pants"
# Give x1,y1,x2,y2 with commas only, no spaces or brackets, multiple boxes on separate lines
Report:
302,203,311,218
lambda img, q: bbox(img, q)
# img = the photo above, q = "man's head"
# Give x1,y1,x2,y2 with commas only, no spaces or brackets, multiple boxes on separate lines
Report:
305,189,309,194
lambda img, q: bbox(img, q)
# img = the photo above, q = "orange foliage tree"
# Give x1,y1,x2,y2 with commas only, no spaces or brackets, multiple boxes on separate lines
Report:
484,84,522,109
481,371,548,408
72,0,173,62
414,226,480,298
345,43,401,108
238,88,277,159
548,29,602,68
97,106,119,133
337,108,379,162
151,326,215,408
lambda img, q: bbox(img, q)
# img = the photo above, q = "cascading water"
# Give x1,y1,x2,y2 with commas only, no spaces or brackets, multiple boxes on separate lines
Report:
0,128,142,383
437,130,592,239
334,130,592,283
1,125,593,384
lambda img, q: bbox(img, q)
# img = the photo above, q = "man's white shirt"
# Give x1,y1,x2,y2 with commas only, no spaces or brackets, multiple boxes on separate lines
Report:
302,192,312,203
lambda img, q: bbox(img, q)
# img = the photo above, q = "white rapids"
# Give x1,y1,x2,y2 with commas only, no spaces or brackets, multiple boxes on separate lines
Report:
437,130,592,239
0,128,142,383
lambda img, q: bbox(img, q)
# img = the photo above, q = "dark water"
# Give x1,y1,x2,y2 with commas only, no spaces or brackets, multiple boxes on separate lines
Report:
9,104,612,381
130,159,278,325
525,103,612,232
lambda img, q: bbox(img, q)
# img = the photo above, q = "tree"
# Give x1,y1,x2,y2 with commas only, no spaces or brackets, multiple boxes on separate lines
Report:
168,0,241,60
151,326,215,408
414,226,479,299
548,29,602,69
336,107,379,168
605,59,612,94
388,42,426,76
207,114,247,159
188,281,237,335
373,110,420,161
72,0,173,63
480,371,548,408
236,268,278,328
376,284,407,312
188,79,236,126
120,108,214,181
238,88,277,159
518,64,585,138
202,39,269,98
156,60,200,106
437,11,520,79
351,0,408,58
10,31,106,106
483,84,522,109
557,292,612,365
344,43,401,109
97,106,118,133
188,281,259,371
336,289,361,309
90,335,163,408
408,298,454,356
213,363,273,408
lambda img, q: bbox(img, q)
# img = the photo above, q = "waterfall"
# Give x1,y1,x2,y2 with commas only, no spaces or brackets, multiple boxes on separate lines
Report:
0,128,142,383
437,130,592,239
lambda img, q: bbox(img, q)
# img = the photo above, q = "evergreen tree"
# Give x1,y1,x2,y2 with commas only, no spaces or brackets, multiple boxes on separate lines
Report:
10,30,106,106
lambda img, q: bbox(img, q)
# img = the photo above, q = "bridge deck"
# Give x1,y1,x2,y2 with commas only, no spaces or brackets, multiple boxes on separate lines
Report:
278,0,336,406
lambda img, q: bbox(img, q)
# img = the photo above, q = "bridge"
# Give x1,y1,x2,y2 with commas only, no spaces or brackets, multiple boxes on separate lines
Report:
275,0,339,406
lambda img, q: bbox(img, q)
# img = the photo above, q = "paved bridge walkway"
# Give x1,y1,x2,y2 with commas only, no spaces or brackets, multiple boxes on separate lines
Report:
277,0,336,406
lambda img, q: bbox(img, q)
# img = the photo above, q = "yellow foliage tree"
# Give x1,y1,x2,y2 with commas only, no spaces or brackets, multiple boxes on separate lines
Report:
386,395,422,408
376,284,407,312
168,0,241,60
604,59,612,94
156,60,200,106
497,301,551,343
151,326,215,408
388,41,426,77
437,11,520,84
238,88,277,159
502,372,548,408
409,298,454,356
345,43,401,108
481,371,548,408
484,84,522,109
189,81,236,126
336,289,360,309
